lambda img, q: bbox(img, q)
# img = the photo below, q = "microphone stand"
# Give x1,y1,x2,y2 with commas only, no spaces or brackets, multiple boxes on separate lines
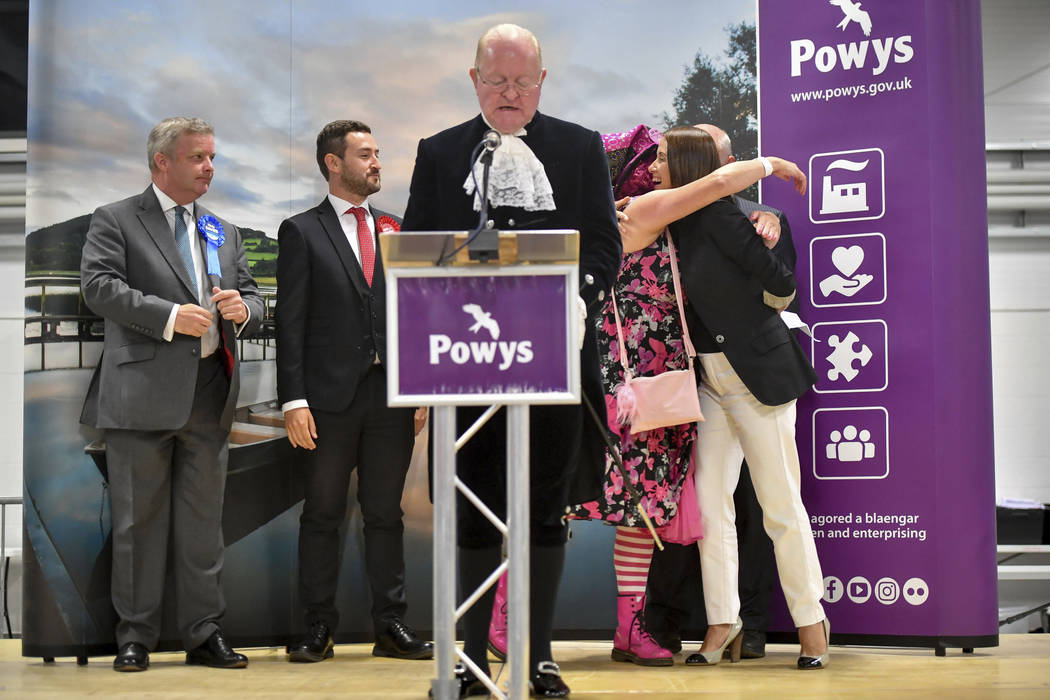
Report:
468,143,499,262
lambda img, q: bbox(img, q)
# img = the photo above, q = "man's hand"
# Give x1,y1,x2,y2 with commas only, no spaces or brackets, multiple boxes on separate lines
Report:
211,287,248,325
285,407,318,450
174,304,213,337
767,157,807,195
414,407,428,436
750,211,781,249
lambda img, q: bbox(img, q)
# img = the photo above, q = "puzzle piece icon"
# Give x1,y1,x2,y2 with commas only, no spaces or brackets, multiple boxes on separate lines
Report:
826,331,873,382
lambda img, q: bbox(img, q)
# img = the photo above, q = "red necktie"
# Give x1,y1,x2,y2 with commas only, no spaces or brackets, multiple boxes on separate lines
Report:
348,206,375,286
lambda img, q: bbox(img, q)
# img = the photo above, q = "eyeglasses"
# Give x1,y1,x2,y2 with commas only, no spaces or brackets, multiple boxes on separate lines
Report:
475,70,543,96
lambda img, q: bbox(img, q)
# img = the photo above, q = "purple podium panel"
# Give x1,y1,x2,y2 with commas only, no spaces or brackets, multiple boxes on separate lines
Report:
388,267,579,406
758,0,996,647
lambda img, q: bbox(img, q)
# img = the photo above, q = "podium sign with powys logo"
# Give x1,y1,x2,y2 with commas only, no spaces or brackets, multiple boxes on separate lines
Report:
381,231,580,406
381,229,579,700
392,272,574,404
758,0,996,652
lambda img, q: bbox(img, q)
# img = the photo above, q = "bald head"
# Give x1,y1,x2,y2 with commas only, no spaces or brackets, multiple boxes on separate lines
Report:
694,123,733,165
471,23,546,134
474,23,543,69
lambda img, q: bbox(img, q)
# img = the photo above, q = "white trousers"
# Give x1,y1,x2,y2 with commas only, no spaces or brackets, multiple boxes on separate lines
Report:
695,353,825,628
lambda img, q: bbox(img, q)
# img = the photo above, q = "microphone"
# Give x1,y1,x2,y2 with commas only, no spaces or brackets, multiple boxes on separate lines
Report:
481,129,501,153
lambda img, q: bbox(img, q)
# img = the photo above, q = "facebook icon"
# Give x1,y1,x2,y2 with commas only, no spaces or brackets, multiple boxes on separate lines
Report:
823,576,844,603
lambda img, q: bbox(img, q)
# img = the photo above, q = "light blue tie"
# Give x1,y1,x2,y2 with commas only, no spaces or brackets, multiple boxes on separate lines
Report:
174,205,199,299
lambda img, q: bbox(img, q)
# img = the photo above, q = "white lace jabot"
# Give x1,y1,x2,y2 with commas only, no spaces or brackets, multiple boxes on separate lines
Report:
463,120,555,212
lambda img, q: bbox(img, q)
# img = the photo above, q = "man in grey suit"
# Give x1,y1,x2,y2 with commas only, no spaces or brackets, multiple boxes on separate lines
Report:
80,116,263,672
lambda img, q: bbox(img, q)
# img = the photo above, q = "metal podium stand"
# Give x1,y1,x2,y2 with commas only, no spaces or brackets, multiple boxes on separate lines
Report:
380,230,580,700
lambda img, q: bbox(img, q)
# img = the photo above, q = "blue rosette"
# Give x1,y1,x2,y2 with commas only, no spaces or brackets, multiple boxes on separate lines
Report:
196,214,225,277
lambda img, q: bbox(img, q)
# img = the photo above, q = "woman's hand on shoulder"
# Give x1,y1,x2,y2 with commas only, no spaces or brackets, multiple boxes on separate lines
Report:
767,157,807,195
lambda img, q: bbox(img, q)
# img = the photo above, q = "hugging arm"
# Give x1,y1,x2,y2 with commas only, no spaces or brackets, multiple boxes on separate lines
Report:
619,157,805,253
704,200,797,307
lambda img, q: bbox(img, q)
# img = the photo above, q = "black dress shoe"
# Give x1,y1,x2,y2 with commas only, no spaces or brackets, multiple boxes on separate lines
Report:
428,664,490,698
741,629,766,659
373,618,434,660
113,641,149,672
288,622,334,663
185,630,248,669
530,660,570,698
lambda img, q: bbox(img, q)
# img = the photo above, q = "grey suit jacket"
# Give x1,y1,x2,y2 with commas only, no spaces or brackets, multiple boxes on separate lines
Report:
80,185,263,432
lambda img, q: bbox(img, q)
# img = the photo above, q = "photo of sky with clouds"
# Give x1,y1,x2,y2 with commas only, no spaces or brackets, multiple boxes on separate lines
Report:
26,0,756,235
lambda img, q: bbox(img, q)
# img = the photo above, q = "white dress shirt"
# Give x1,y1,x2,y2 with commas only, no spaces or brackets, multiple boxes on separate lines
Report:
154,184,220,357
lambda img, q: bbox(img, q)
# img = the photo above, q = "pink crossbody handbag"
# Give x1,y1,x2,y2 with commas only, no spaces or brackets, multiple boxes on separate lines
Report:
613,234,703,434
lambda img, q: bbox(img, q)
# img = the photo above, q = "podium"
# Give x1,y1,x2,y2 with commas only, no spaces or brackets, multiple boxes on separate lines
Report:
380,230,580,700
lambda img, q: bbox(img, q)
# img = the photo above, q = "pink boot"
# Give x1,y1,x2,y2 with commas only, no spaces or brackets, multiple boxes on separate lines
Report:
488,571,508,661
611,594,674,666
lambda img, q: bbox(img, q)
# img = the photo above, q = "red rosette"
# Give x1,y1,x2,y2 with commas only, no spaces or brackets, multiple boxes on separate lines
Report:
376,215,401,233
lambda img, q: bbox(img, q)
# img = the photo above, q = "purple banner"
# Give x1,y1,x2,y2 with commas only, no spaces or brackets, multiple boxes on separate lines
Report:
393,272,575,403
758,0,996,644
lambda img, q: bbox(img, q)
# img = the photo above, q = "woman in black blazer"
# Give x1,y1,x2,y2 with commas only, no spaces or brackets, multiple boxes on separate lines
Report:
653,127,829,669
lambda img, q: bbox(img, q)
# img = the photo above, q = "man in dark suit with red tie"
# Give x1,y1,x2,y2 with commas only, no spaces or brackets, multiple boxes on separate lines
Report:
275,120,431,663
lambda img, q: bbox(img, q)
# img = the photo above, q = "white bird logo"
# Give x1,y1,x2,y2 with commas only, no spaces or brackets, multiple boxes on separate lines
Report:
462,304,501,340
830,0,872,37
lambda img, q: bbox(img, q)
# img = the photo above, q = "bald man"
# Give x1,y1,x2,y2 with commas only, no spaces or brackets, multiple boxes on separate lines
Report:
403,23,621,698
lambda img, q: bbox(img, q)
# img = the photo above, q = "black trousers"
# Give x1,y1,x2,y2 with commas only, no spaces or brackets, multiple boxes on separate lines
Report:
646,460,775,636
297,366,415,632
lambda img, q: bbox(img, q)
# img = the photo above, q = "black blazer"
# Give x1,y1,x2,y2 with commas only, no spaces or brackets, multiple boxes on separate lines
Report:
402,112,622,500
672,198,816,406
275,197,397,412
733,195,800,314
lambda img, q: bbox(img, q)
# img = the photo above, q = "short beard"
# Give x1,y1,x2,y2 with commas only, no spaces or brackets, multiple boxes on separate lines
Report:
341,168,380,198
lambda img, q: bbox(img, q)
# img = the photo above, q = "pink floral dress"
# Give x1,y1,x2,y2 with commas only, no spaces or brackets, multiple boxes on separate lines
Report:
570,232,696,527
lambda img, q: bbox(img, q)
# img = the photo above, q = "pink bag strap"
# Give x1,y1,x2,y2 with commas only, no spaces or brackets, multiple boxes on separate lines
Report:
612,231,696,381
665,233,697,360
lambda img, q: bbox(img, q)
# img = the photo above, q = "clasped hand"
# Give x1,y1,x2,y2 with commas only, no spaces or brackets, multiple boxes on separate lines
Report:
174,287,247,337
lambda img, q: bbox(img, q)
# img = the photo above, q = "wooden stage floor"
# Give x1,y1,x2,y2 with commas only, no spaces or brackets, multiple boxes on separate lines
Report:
2,636,1049,698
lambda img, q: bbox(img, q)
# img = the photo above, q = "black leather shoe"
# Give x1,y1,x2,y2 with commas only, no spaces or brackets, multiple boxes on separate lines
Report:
288,622,334,663
113,641,149,672
741,629,766,659
373,618,434,660
185,630,248,669
428,664,490,698
530,660,570,698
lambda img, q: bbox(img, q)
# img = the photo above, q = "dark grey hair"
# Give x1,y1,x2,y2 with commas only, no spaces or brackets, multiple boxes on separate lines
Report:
147,117,213,172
